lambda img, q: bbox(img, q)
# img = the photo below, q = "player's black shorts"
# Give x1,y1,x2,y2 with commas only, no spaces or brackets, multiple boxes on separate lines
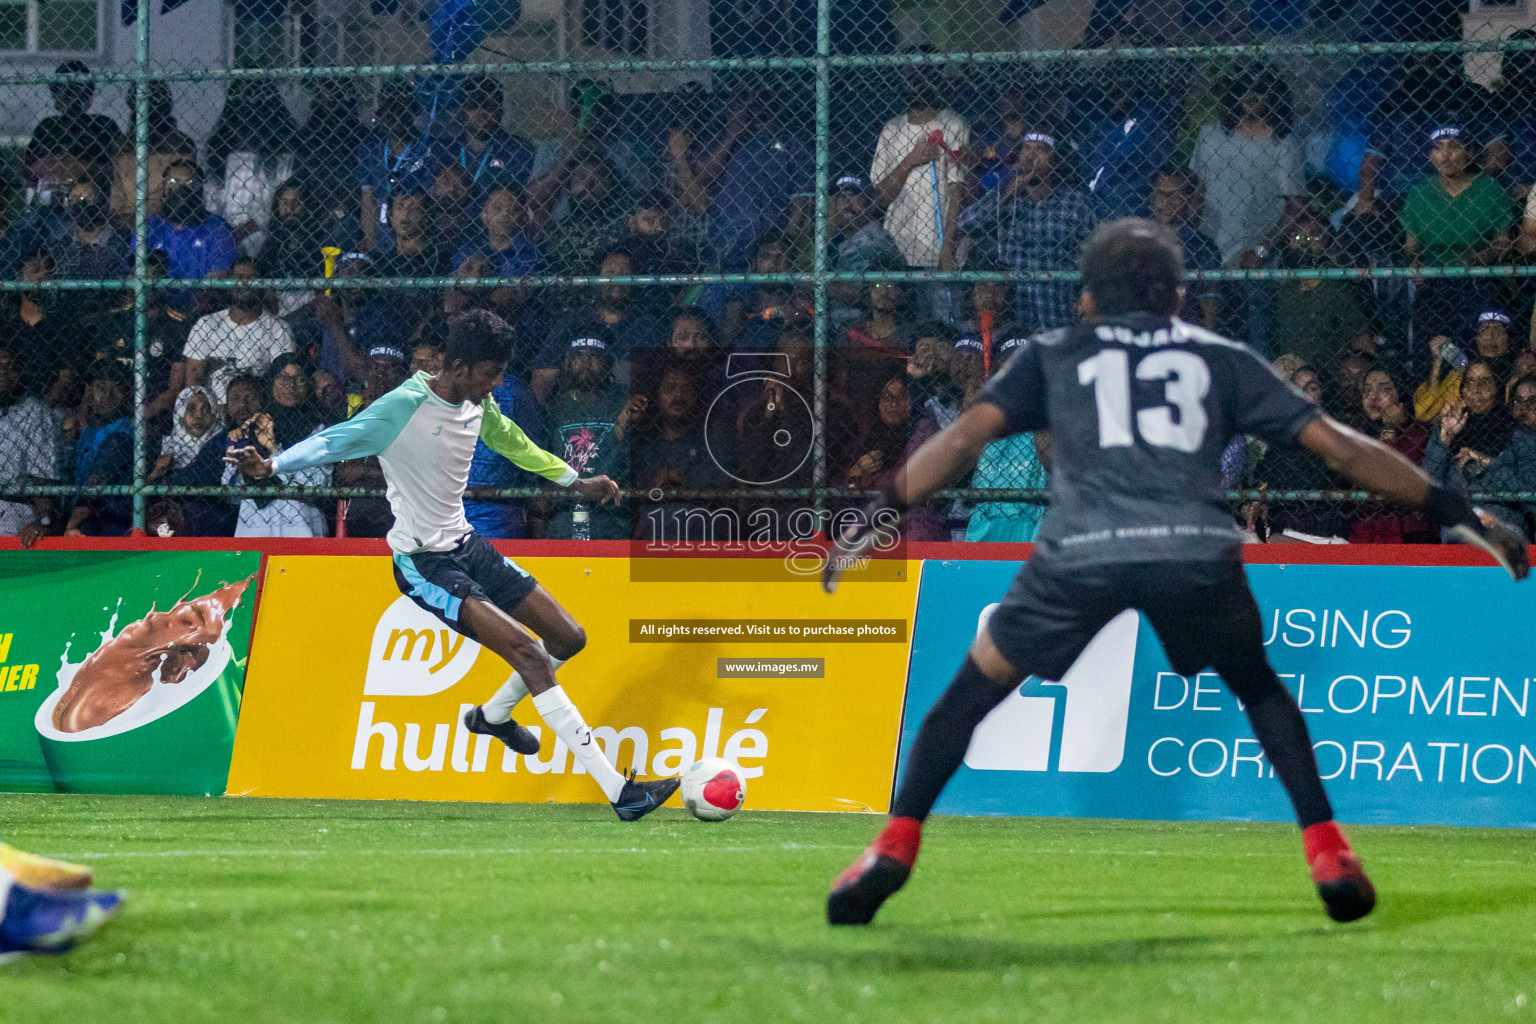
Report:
391,533,539,639
987,557,1265,681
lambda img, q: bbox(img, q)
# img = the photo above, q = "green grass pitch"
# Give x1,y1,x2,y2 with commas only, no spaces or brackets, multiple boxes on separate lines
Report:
2,795,1533,1024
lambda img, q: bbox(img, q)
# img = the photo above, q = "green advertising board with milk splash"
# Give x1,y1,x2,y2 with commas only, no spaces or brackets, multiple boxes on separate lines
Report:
0,551,260,796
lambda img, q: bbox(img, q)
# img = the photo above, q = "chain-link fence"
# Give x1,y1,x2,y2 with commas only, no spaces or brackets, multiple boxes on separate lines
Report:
3,0,1536,545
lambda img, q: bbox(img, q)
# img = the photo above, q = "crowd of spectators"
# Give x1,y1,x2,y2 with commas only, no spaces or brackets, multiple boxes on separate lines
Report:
9,37,1536,545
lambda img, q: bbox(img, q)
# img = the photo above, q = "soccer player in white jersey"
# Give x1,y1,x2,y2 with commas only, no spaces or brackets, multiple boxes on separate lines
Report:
226,310,680,820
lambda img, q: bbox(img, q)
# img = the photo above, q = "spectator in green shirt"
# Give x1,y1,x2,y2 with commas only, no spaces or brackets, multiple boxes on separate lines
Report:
1401,125,1515,354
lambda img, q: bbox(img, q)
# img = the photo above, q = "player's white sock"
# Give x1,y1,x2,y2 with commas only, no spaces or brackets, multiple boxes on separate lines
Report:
531,685,627,802
483,646,567,724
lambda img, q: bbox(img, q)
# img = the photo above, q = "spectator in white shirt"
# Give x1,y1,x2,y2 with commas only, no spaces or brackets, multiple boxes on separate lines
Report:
1190,74,1305,352
1190,74,1305,267
182,259,295,404
0,344,60,544
206,80,300,258
870,59,969,322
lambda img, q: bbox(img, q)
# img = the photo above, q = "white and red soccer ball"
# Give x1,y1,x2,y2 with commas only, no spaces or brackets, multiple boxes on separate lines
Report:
680,757,746,821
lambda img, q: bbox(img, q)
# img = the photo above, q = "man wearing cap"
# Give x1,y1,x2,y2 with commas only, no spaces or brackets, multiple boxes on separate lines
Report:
1402,125,1515,345
1473,309,1517,380
336,344,413,537
948,332,988,408
791,172,897,327
544,330,632,540
310,249,415,393
348,344,412,419
532,250,661,403
958,132,1096,335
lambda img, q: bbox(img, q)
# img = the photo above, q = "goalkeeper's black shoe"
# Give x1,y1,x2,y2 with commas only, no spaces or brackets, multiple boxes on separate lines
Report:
612,770,679,822
463,704,540,756
827,817,920,925
1305,821,1376,923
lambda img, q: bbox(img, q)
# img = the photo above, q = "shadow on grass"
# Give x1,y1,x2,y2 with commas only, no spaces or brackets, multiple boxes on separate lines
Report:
758,930,1242,974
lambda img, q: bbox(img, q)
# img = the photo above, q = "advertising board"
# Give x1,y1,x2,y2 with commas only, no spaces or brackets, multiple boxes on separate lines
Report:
228,555,918,812
903,560,1536,827
0,550,260,796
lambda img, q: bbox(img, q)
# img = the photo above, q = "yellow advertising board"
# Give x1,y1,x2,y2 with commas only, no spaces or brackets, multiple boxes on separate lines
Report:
228,556,919,812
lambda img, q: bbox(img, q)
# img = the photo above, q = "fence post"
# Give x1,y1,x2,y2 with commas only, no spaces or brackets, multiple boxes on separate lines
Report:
811,0,831,525
130,0,152,534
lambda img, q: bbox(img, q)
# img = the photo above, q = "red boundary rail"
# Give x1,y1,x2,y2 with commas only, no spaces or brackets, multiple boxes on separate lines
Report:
0,535,1521,566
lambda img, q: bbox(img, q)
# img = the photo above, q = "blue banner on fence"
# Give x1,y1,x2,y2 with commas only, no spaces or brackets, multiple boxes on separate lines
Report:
903,560,1536,828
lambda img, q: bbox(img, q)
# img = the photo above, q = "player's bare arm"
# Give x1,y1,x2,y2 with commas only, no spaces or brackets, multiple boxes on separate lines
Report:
569,473,620,506
1297,416,1529,579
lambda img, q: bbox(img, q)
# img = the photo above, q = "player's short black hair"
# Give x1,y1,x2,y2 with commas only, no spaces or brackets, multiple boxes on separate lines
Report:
1080,217,1185,317
444,309,513,370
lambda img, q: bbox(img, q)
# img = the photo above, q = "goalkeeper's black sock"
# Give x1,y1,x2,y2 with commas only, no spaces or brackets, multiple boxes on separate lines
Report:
1220,659,1334,829
890,657,1012,821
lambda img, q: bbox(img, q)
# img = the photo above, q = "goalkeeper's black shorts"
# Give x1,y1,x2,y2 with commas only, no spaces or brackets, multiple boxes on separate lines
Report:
987,556,1265,681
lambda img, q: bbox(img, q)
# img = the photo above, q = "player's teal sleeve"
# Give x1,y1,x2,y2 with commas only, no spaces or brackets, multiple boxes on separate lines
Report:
271,380,428,474
478,397,578,485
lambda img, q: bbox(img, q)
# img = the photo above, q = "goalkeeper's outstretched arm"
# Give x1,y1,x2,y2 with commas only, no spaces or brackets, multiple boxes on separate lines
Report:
1298,415,1529,580
822,403,1008,593
890,402,1009,508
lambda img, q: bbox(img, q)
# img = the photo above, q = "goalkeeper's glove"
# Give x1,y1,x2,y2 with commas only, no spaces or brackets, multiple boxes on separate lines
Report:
821,486,902,594
1426,484,1530,581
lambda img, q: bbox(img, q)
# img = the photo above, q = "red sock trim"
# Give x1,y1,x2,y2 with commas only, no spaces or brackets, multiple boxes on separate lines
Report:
1302,821,1349,863
874,816,921,867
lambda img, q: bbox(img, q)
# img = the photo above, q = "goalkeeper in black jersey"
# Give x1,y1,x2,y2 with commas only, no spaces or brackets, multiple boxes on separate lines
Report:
823,219,1528,927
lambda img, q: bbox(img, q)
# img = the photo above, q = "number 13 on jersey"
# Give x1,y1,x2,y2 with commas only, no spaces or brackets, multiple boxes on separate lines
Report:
1078,348,1211,453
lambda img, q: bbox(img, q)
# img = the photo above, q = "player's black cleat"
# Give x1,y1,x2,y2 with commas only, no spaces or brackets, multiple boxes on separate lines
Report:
1315,868,1376,923
1305,821,1376,923
827,852,911,926
827,817,921,925
1311,846,1377,923
611,770,679,821
463,704,540,755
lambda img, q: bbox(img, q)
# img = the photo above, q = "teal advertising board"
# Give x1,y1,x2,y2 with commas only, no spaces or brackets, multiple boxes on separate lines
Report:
0,551,260,796
903,561,1536,827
